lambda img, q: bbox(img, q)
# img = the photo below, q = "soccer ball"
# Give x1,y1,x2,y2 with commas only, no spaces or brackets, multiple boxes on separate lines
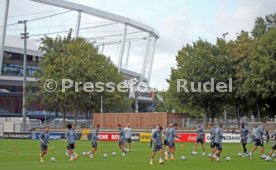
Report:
180,155,186,160
122,153,126,157
82,152,87,156
125,148,130,153
50,157,56,162
265,157,272,161
103,154,108,158
208,153,212,158
112,152,117,156
261,155,267,159
238,152,243,157
225,156,231,161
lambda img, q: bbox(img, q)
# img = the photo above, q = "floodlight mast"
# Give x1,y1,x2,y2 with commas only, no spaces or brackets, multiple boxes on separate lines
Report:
18,20,29,132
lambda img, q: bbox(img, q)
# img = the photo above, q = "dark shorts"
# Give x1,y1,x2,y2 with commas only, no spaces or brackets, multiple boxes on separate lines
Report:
213,143,222,150
196,138,204,144
126,138,132,143
41,144,48,151
241,138,248,144
168,141,175,148
210,141,215,148
153,144,163,152
164,140,168,146
67,143,75,150
92,141,97,148
254,139,264,147
272,144,276,150
119,140,125,146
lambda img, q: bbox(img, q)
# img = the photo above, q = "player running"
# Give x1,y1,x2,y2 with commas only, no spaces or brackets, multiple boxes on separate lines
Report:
85,124,100,158
249,123,266,159
124,123,132,152
211,123,224,162
66,124,78,161
118,124,127,156
240,122,250,157
39,126,50,163
150,126,164,165
265,130,276,161
165,123,180,161
192,124,206,156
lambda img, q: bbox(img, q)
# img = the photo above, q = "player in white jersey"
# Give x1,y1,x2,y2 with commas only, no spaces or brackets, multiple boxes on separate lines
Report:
124,123,133,152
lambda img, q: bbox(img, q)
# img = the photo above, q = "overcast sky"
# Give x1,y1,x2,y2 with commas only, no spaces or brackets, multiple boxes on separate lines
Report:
1,0,276,90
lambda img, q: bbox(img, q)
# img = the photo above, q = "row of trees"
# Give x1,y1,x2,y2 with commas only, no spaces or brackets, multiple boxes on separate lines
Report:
159,13,276,127
29,32,131,127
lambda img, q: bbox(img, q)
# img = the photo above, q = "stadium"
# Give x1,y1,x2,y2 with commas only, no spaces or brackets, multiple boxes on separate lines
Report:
0,0,276,170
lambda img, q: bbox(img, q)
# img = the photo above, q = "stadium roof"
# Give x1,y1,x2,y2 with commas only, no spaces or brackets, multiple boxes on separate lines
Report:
4,35,43,56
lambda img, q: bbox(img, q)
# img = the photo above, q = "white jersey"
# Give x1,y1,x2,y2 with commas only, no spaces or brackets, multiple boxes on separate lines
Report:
124,127,132,139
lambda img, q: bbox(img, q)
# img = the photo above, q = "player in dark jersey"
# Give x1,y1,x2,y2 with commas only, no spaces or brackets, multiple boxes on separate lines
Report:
249,123,266,159
66,124,78,161
265,130,276,161
192,124,206,156
211,123,224,162
208,123,216,157
118,124,127,156
85,124,100,158
39,126,50,163
150,126,164,165
165,123,181,161
240,123,250,157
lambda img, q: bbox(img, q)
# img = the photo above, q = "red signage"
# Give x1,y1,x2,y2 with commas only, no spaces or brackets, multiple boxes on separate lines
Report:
98,133,119,141
175,133,201,143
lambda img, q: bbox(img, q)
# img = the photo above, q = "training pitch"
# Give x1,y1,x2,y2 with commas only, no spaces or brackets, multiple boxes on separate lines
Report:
0,140,275,170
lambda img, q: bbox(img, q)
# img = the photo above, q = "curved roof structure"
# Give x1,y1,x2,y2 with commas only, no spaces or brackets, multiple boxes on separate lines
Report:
0,0,159,84
30,0,159,39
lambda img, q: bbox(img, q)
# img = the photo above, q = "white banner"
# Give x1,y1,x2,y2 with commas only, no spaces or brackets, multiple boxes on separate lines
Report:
205,133,241,143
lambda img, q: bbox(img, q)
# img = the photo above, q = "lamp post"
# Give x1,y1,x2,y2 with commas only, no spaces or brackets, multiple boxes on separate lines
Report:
18,20,29,132
222,32,228,40
100,96,103,130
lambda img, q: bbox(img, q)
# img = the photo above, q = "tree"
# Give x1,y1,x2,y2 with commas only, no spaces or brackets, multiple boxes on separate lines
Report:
36,32,127,127
252,17,267,39
167,38,233,127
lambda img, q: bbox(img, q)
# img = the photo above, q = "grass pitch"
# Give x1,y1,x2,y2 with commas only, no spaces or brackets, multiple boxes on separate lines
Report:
0,139,275,170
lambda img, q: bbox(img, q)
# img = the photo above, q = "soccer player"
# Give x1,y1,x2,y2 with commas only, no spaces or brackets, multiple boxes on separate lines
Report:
192,124,206,156
164,124,171,148
165,123,180,161
150,126,164,165
249,123,266,159
124,123,132,152
66,124,78,161
85,124,100,158
208,123,216,156
211,123,224,162
118,124,127,156
265,130,276,161
164,123,172,158
39,126,50,163
240,122,250,157
150,124,156,148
